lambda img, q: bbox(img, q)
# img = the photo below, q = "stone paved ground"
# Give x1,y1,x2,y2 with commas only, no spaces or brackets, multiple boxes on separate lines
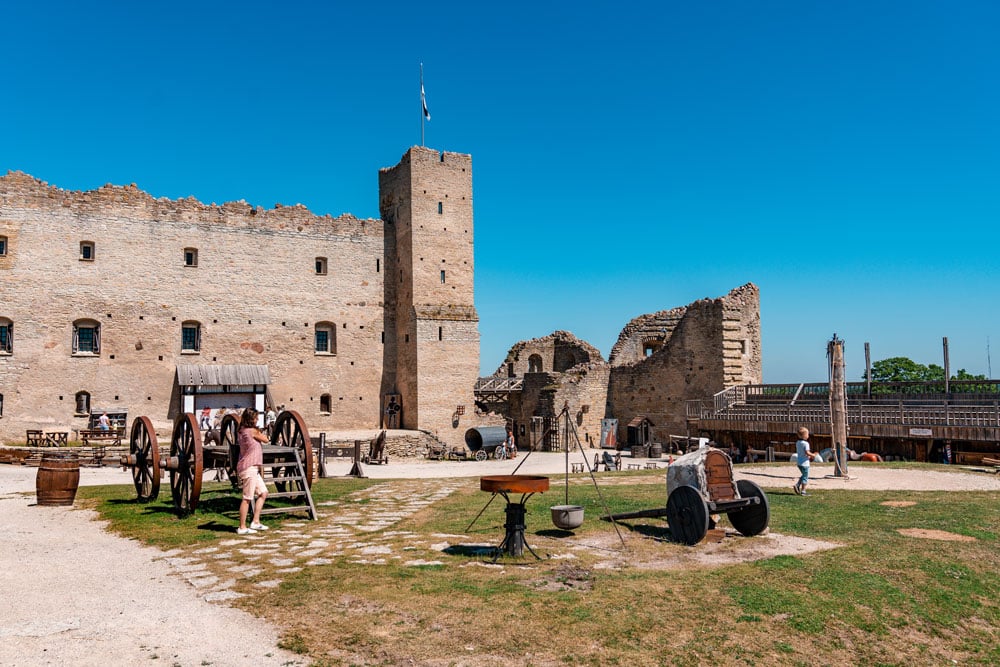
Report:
158,480,468,603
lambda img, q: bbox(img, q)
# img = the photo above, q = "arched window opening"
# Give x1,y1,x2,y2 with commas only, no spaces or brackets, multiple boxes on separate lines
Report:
72,319,101,355
527,354,543,373
314,321,337,355
75,391,91,416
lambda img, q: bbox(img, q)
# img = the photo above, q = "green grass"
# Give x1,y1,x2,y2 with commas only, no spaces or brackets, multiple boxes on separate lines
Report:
79,468,1000,666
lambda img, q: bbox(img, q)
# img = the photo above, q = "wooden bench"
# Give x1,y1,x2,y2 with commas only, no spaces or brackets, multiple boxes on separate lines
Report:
645,462,660,470
79,429,124,447
571,462,585,473
627,463,642,470
26,430,45,447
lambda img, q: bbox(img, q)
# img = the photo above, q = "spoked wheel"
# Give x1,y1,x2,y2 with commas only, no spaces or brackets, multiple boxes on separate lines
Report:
129,416,160,502
666,485,709,546
494,447,508,461
728,479,770,537
219,414,240,487
169,413,203,514
474,449,488,462
270,410,313,491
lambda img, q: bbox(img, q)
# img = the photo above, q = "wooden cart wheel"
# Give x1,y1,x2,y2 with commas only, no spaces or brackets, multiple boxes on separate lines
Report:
129,416,160,502
728,479,770,537
170,413,203,514
474,449,488,461
270,410,313,489
219,414,240,486
666,485,709,546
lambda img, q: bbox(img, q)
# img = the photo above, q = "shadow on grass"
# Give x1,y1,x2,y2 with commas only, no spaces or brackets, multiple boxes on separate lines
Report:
536,528,576,538
611,519,673,542
443,544,497,558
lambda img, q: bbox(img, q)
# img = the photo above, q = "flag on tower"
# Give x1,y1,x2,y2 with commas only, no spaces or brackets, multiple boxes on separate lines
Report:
420,64,431,121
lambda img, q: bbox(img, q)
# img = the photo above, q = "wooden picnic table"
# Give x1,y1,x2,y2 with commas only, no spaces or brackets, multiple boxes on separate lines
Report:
79,428,124,446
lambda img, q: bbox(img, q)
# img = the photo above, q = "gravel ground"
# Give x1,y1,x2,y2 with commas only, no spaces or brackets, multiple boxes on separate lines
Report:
2,452,997,666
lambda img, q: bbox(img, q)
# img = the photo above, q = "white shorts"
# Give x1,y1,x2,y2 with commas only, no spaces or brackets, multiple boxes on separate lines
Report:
238,468,267,501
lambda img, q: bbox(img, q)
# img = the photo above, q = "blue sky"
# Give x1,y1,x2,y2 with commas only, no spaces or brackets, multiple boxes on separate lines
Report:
4,1,998,382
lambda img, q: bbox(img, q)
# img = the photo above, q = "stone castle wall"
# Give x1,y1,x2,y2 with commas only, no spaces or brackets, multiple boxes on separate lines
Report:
0,147,479,448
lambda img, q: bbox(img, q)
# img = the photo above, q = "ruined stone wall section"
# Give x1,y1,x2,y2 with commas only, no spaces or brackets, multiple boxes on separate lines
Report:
721,283,762,386
607,283,761,441
0,171,378,238
608,308,685,366
494,330,604,377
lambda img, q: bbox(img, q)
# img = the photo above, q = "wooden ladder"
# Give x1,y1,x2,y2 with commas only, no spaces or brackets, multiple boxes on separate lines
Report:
257,446,317,520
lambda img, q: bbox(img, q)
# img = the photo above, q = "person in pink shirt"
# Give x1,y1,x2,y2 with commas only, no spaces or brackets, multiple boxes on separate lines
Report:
236,407,270,535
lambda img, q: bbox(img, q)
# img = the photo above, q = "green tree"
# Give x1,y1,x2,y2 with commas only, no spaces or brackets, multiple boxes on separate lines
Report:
866,357,934,382
865,358,992,392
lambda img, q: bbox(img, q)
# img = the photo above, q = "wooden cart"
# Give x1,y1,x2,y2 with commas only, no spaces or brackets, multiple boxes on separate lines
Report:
608,446,769,546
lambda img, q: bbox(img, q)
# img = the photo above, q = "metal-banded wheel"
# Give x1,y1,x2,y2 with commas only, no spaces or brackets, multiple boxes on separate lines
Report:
270,410,313,490
125,416,160,502
727,479,770,537
666,485,710,546
219,414,240,486
163,413,204,514
474,449,488,462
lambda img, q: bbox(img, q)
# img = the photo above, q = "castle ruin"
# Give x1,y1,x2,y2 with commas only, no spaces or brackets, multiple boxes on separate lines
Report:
480,284,761,449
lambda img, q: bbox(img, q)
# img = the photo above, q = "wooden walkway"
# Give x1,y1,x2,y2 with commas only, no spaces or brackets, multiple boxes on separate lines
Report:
687,381,1000,463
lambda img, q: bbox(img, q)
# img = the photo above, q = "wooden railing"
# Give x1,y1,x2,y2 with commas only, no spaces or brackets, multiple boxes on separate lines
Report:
688,397,1000,428
474,377,525,393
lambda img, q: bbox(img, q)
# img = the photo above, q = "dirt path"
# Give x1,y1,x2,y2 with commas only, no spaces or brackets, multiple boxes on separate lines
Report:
2,456,997,666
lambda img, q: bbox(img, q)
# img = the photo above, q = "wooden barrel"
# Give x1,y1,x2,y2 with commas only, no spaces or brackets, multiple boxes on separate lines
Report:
648,443,663,458
36,454,80,506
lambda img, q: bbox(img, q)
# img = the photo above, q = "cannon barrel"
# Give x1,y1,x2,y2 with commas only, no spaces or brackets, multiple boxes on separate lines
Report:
464,426,507,454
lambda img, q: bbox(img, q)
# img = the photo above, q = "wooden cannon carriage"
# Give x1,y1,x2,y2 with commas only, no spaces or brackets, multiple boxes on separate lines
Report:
608,446,769,546
362,430,389,465
121,411,315,518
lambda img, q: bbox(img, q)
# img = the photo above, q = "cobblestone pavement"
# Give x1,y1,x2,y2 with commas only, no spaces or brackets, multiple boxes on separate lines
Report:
158,479,468,602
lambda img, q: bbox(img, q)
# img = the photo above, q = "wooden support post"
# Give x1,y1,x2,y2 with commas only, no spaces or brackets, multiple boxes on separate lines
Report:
317,432,328,478
348,439,366,478
829,335,849,477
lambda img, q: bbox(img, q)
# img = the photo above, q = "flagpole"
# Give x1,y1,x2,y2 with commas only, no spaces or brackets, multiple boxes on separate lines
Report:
420,63,425,147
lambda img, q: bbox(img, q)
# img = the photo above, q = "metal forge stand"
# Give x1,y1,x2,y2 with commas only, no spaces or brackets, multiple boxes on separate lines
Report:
479,475,550,561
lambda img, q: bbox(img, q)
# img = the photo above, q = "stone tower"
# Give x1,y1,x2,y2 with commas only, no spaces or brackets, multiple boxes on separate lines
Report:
379,147,479,445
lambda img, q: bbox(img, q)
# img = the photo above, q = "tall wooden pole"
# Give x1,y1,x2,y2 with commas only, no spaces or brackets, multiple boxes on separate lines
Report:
829,335,849,477
943,336,950,394
864,342,871,398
